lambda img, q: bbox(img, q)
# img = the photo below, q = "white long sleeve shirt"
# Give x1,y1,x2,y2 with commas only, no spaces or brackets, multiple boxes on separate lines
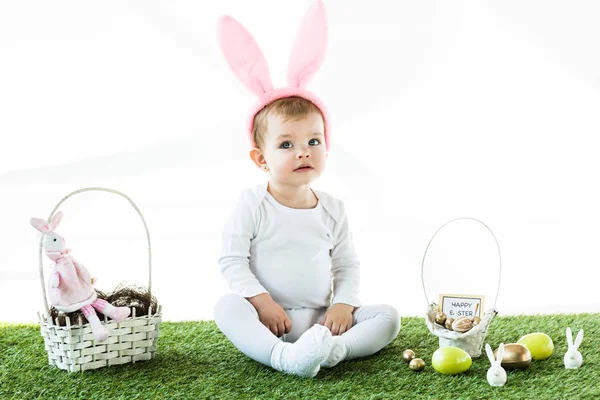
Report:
218,182,361,309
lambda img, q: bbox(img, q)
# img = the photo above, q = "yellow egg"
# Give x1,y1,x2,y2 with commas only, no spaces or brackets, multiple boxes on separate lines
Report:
517,333,554,360
431,346,472,375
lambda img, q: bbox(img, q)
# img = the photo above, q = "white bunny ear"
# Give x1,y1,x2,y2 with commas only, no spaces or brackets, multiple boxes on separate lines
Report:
217,15,274,97
485,343,495,363
287,0,328,88
497,343,505,363
566,327,573,348
50,211,63,231
30,217,50,234
574,329,584,349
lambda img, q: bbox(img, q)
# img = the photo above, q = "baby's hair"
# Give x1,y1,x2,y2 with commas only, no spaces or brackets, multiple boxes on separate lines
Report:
252,96,323,149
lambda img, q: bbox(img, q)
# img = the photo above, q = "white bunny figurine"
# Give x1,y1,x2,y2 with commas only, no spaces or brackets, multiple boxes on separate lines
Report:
564,327,584,369
486,343,507,387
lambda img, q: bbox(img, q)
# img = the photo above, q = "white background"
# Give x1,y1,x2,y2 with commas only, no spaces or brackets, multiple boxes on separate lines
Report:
1,0,599,323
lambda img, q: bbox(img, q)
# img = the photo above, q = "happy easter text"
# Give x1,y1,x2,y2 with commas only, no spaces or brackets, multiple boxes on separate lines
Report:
448,302,474,317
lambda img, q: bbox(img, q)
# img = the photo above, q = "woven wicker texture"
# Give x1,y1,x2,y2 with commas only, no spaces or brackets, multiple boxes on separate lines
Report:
36,188,162,372
39,308,162,372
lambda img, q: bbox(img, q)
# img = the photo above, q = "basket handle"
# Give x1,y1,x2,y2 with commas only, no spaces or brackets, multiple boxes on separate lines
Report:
38,187,152,315
420,217,502,310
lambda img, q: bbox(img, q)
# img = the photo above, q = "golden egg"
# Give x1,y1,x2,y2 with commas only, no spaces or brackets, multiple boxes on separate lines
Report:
495,343,532,370
409,358,426,371
451,316,473,333
445,318,455,330
402,349,415,363
434,312,447,326
472,317,481,326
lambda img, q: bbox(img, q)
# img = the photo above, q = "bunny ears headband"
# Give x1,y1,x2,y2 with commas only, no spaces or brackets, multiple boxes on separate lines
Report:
217,0,331,149
30,211,63,234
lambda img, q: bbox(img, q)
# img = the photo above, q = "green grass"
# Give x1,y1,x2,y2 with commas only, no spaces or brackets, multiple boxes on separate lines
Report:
1,314,599,399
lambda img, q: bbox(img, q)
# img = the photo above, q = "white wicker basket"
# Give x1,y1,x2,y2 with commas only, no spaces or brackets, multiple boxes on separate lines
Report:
421,217,501,358
36,187,162,372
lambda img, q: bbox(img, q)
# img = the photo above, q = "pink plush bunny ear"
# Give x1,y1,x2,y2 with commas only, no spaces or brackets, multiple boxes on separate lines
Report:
50,211,63,231
30,217,50,234
287,0,328,88
219,0,333,150
217,15,274,97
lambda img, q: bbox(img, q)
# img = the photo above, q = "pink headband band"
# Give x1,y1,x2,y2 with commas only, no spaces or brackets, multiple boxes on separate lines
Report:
217,0,331,150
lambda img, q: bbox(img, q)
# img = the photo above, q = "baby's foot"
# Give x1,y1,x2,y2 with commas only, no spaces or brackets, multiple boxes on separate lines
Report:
321,335,348,368
271,324,332,378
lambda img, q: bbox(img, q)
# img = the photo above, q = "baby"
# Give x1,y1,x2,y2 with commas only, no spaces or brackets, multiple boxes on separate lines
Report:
214,1,400,378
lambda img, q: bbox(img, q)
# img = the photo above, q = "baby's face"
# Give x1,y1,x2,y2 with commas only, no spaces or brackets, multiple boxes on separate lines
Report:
261,111,327,187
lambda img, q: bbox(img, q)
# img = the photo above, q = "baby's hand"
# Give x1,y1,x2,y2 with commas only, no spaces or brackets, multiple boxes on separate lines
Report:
320,303,354,336
247,293,291,337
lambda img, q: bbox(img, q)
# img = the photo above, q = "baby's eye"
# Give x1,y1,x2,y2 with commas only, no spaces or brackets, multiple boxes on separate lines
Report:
53,238,57,242
280,141,293,149
309,139,321,146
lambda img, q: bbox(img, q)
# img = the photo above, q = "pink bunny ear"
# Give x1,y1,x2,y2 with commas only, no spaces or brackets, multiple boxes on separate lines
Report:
50,211,63,231
287,0,328,88
217,15,274,97
30,217,50,234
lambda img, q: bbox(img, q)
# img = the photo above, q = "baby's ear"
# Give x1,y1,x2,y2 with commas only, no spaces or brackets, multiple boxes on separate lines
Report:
249,148,266,169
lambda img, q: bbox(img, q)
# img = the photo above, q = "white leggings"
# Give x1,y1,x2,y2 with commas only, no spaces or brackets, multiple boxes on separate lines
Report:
214,293,401,367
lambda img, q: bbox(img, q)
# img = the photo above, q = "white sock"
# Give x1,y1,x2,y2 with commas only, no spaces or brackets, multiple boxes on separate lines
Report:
321,335,348,368
270,324,332,378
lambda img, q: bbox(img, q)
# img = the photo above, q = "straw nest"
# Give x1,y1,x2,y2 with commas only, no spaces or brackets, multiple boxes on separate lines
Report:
50,284,158,326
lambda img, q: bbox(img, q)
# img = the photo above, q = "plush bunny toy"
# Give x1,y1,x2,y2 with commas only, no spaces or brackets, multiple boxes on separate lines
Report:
485,343,507,387
564,327,584,369
31,211,130,341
